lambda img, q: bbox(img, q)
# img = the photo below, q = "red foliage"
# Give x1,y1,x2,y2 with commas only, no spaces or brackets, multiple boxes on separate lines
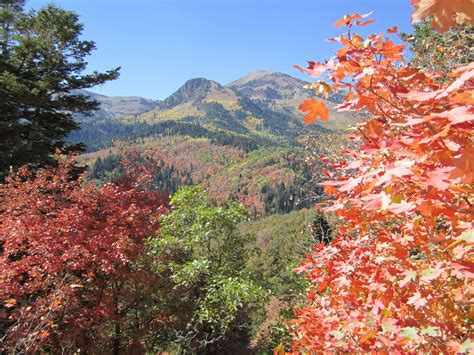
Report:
291,9,473,353
0,156,168,352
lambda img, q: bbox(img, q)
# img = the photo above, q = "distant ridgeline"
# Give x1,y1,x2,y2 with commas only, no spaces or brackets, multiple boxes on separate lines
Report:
72,71,355,215
69,71,353,152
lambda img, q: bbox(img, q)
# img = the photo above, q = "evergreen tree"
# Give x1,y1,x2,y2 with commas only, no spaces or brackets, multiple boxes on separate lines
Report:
0,0,119,177
401,22,473,76
310,211,332,244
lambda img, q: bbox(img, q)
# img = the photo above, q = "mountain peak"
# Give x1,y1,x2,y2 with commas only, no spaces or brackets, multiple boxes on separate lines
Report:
227,71,309,100
241,70,276,78
162,77,224,109
183,77,222,88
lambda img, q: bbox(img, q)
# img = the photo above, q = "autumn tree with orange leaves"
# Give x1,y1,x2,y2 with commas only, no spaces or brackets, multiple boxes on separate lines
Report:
289,0,473,352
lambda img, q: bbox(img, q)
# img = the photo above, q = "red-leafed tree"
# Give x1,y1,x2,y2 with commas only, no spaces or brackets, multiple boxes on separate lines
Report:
0,155,169,353
290,2,473,353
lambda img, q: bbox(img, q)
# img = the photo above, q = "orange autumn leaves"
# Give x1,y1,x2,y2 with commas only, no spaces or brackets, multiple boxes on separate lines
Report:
299,98,329,124
297,11,376,126
291,7,473,354
411,0,474,31
334,11,374,28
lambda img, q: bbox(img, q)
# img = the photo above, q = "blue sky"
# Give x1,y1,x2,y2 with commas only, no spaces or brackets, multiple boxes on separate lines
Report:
28,0,413,100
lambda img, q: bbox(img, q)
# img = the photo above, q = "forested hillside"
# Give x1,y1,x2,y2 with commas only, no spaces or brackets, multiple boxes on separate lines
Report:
82,137,325,216
70,71,353,215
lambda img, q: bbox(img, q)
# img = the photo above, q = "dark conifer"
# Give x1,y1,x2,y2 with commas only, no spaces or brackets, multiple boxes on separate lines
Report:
0,1,119,176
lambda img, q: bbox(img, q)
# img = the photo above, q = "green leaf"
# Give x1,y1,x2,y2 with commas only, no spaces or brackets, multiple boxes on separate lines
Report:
329,330,345,340
400,327,418,340
421,269,434,276
381,321,393,332
459,230,474,242
420,326,439,337
460,339,474,353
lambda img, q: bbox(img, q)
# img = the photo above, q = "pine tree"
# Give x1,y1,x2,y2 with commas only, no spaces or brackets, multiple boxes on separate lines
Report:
0,1,119,177
310,212,332,244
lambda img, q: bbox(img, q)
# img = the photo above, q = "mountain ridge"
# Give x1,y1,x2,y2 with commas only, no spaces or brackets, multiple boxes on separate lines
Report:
227,71,311,100
76,90,160,120
81,70,349,125
73,71,353,215
72,70,357,152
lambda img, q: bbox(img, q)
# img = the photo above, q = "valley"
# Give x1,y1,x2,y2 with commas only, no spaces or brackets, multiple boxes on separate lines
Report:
72,71,356,215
